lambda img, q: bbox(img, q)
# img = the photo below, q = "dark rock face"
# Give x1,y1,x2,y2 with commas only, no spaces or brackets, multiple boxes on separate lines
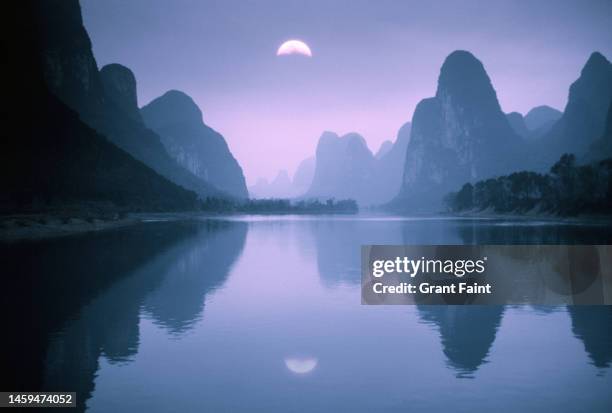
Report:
32,0,219,199
396,51,522,210
141,91,248,199
99,64,141,123
34,0,105,119
506,112,529,138
2,1,199,212
524,105,562,132
538,52,612,166
585,100,612,161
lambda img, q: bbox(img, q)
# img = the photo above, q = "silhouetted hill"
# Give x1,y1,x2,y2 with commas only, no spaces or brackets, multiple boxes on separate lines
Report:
249,157,315,199
304,123,411,205
418,306,505,377
374,122,412,203
99,64,142,123
141,90,248,199
33,1,219,199
306,132,377,204
293,157,316,196
537,52,612,166
1,2,198,212
568,306,612,368
375,141,394,159
392,50,523,211
249,170,293,199
506,112,529,138
524,105,562,134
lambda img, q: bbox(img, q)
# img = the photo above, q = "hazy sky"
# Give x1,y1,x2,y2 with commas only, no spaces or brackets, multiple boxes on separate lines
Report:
81,0,612,185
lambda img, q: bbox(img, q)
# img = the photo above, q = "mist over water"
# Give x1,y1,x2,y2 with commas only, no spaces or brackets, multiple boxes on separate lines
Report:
2,216,612,412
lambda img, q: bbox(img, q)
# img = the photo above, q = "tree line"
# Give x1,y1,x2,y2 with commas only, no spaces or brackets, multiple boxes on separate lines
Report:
445,154,612,216
201,197,359,214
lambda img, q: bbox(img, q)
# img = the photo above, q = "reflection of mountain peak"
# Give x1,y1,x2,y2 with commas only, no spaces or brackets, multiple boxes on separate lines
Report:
568,306,612,368
143,221,247,335
418,306,505,376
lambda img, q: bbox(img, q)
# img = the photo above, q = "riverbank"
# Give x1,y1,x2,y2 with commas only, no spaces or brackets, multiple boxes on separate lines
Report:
0,213,141,242
445,207,612,224
4,210,612,243
0,209,352,242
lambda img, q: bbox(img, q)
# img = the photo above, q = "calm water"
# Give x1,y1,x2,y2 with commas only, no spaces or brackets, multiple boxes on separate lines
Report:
2,215,612,412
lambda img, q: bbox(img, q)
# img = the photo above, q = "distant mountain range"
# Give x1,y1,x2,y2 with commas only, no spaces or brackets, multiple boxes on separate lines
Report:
249,157,315,199
249,171,294,199
303,123,411,206
306,132,377,204
505,106,562,140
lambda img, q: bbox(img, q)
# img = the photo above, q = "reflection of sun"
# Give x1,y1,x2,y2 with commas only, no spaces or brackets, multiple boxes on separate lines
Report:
284,357,318,374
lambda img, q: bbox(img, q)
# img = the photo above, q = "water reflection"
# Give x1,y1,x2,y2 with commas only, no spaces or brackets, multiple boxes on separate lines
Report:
2,216,612,412
568,306,612,369
310,219,404,287
1,222,198,392
309,216,612,380
284,357,318,374
312,217,612,288
456,219,612,245
417,306,505,377
143,220,247,335
0,220,246,411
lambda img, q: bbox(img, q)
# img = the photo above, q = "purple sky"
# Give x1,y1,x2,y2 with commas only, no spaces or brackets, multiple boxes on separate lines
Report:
81,0,612,185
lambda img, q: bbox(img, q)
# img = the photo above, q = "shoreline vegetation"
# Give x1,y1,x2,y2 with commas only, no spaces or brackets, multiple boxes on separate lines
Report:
0,198,358,242
201,197,359,214
4,209,612,243
5,149,612,243
444,154,612,217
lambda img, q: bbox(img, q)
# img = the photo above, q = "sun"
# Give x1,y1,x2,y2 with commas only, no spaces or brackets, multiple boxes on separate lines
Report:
276,40,312,57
